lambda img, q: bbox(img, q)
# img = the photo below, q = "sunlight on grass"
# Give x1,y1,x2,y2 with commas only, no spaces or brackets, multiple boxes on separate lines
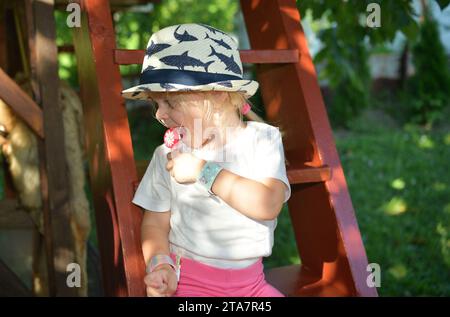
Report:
436,223,450,267
289,255,301,265
391,178,406,190
444,133,450,145
444,203,450,214
382,197,408,215
417,134,434,149
432,182,447,191
388,263,408,279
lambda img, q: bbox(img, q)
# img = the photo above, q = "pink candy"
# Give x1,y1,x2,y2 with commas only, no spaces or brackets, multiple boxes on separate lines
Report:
164,127,185,149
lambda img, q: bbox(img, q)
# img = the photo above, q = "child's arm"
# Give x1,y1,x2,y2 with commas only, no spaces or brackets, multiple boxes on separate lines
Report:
211,170,286,222
141,210,178,297
141,210,171,266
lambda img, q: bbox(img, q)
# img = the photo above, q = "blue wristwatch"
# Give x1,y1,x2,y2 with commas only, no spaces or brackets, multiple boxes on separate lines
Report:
197,161,223,196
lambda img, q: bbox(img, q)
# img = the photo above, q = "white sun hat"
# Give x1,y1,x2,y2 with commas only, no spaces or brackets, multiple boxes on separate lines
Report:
121,23,259,100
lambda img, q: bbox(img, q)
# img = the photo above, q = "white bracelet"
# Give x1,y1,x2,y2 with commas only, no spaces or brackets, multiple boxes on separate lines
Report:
146,254,176,274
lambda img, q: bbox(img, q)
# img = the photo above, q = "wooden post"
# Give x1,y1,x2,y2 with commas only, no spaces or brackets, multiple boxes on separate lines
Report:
240,0,377,296
72,0,146,296
26,0,77,296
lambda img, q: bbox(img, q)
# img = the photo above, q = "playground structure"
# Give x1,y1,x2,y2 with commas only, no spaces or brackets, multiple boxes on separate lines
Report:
0,0,378,297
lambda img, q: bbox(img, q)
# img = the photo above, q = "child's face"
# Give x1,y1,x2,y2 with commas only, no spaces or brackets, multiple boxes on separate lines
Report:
151,97,186,128
150,94,209,147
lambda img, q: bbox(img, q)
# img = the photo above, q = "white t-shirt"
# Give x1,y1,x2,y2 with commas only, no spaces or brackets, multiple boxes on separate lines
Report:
132,121,291,269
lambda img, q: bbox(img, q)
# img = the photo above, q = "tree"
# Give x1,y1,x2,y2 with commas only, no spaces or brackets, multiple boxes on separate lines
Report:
407,1,450,127
296,0,449,127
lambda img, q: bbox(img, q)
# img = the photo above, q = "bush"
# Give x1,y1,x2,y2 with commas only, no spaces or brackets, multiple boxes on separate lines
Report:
406,12,450,128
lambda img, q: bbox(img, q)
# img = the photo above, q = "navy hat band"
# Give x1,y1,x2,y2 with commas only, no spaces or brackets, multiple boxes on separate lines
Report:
139,69,242,86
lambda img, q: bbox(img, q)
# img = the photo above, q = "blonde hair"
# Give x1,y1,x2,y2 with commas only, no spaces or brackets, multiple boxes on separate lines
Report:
147,90,265,128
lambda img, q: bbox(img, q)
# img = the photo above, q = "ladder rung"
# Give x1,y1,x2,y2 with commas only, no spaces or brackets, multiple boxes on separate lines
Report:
114,49,299,65
134,160,330,191
54,0,162,10
287,165,331,184
240,49,299,64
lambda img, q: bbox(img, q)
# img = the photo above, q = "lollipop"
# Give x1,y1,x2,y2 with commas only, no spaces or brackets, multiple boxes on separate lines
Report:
164,127,185,149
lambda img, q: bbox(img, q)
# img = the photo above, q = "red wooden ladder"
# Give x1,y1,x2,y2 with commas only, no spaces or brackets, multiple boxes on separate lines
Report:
73,0,378,297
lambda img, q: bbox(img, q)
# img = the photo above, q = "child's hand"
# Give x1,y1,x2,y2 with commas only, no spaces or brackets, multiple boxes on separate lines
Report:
144,264,178,297
166,151,206,184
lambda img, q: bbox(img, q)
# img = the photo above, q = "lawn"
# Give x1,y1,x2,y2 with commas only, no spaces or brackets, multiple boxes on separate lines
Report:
266,112,450,296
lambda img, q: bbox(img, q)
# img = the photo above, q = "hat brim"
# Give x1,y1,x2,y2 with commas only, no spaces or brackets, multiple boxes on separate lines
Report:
121,80,259,100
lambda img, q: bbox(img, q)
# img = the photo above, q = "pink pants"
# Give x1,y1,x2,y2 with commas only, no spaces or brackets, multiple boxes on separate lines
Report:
170,253,284,297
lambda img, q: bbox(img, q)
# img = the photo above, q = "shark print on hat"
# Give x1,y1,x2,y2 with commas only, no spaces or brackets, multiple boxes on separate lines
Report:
199,23,229,36
204,33,232,50
121,23,259,100
174,25,198,43
216,81,233,87
146,40,171,57
160,51,215,72
208,45,242,75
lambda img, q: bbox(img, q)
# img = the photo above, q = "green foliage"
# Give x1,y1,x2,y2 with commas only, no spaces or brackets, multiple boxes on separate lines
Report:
54,1,239,81
297,0,419,128
115,0,238,76
315,27,371,127
406,12,450,127
54,11,78,86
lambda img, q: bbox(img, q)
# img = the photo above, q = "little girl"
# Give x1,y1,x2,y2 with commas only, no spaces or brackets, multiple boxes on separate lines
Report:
122,24,291,297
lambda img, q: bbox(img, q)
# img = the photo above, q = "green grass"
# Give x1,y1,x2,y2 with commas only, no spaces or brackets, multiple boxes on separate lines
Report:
335,124,450,296
266,118,450,296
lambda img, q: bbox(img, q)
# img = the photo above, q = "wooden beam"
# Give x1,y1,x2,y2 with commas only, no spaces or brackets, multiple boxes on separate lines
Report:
241,0,377,297
73,0,145,296
54,0,161,10
114,49,299,65
0,67,44,138
135,160,330,186
29,0,77,296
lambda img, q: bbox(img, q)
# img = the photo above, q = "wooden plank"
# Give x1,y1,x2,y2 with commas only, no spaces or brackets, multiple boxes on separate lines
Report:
135,160,330,185
57,44,74,53
55,0,161,10
0,67,44,138
114,48,299,65
240,0,377,297
265,264,350,297
73,0,145,296
30,0,77,296
287,165,331,184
